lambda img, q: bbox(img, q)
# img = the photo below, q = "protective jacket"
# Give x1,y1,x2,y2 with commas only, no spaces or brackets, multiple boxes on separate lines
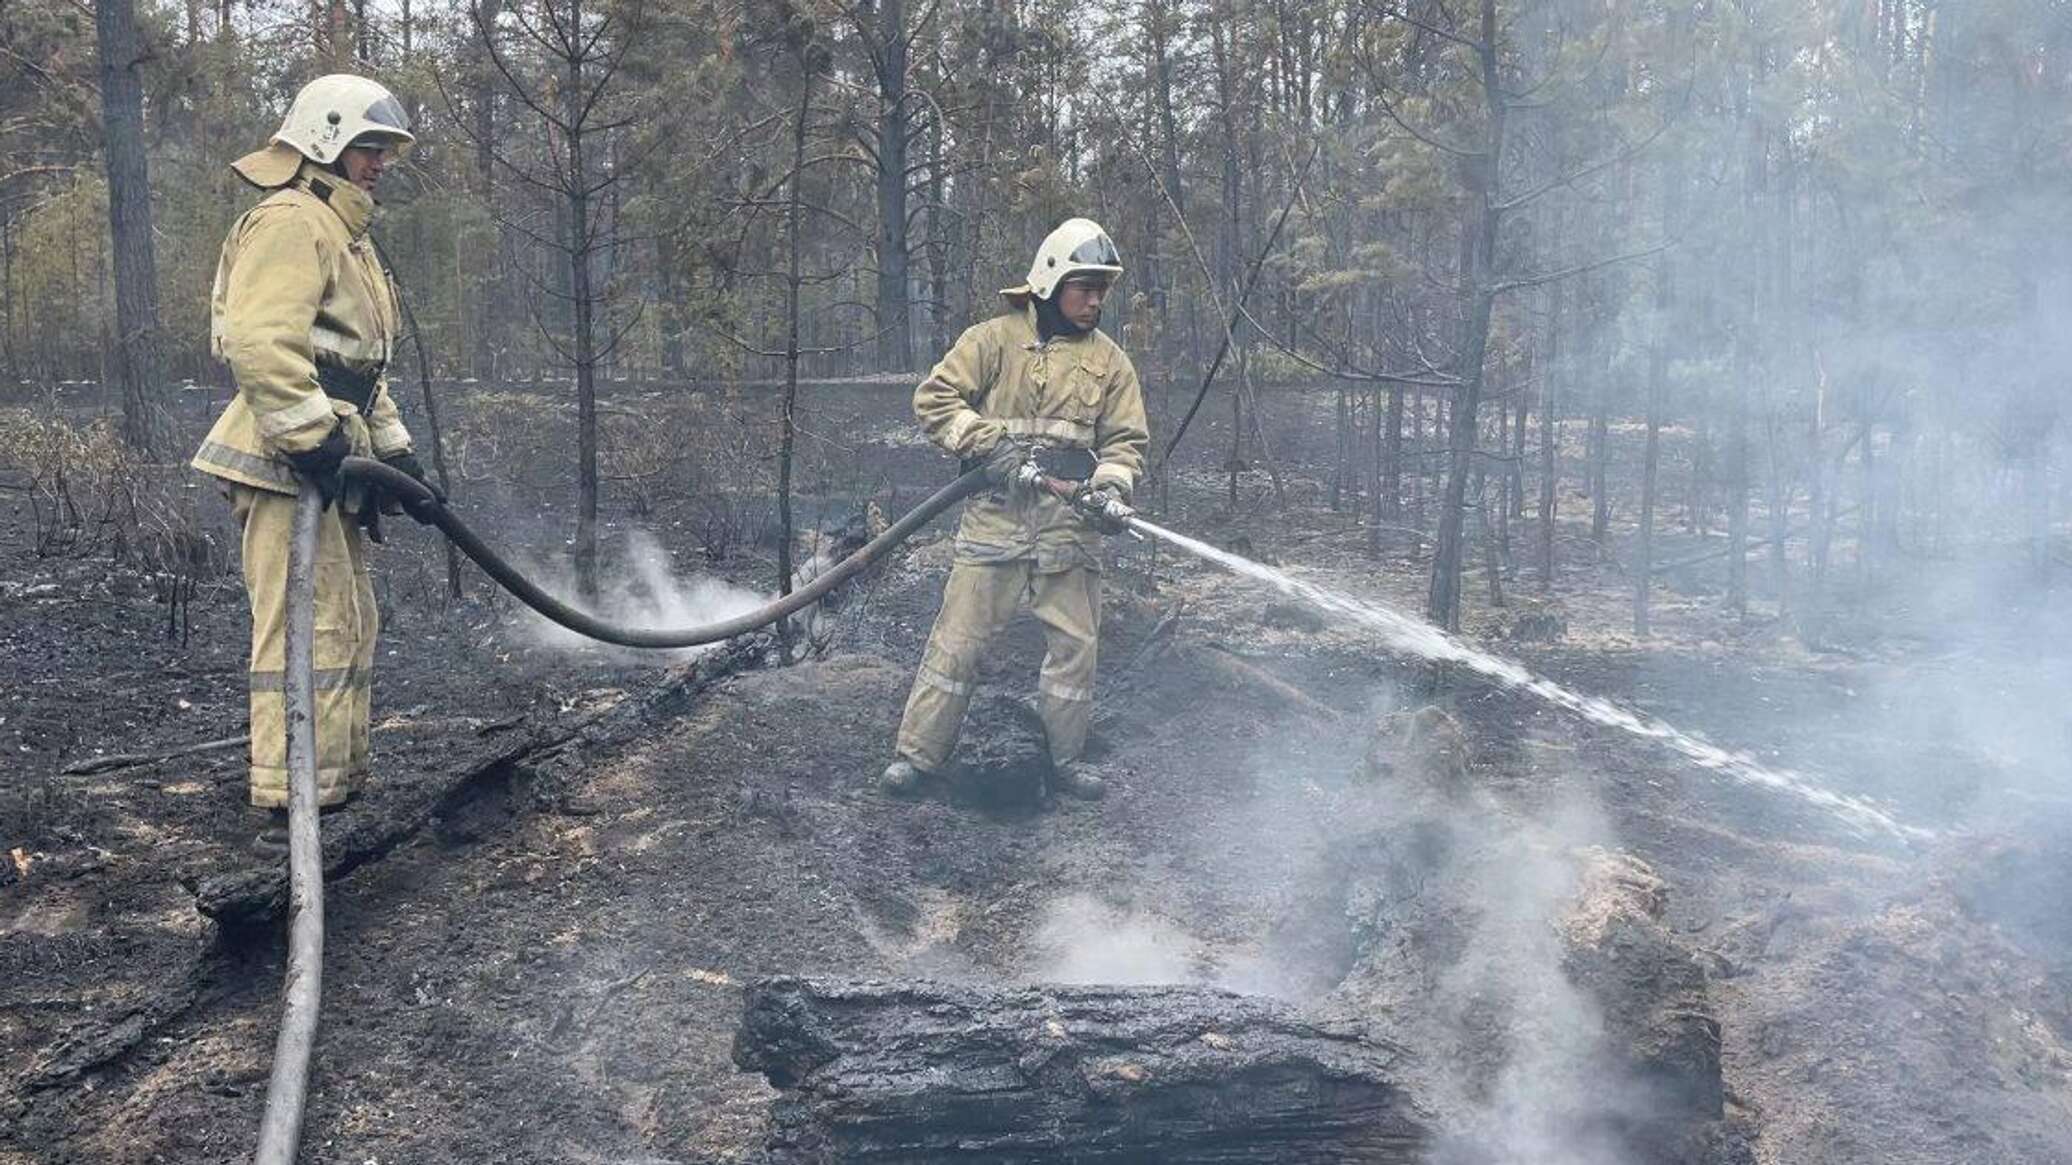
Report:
914,301,1149,572
192,159,413,501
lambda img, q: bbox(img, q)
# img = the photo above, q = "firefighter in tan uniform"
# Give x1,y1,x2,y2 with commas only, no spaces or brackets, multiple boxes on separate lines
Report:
192,75,443,849
881,219,1149,801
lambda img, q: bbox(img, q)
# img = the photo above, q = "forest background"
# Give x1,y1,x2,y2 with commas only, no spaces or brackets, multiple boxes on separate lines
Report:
2,0,2068,626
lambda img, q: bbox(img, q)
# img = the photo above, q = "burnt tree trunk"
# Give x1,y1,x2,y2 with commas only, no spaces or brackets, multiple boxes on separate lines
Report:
1540,263,1562,589
1727,42,1765,621
1589,350,1611,546
471,0,502,381
1767,125,1798,611
735,976,1432,1164
1508,388,1527,521
564,0,600,600
1425,0,1503,631
1382,382,1404,537
1634,22,1686,637
96,0,166,457
777,71,812,638
871,0,912,372
1332,386,1349,509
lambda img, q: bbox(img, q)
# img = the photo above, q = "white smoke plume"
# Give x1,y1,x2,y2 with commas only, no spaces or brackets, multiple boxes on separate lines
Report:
510,529,769,663
1418,798,1639,1165
1027,894,1203,986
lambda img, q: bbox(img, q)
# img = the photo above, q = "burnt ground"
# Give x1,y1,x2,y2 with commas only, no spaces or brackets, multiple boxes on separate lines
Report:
4,380,2072,1164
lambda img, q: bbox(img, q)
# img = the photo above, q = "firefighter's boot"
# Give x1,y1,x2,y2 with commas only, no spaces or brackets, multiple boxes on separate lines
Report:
878,759,926,798
1052,761,1107,801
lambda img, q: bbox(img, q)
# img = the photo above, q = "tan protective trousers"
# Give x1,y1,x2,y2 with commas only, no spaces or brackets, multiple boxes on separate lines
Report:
230,485,377,808
895,561,1100,773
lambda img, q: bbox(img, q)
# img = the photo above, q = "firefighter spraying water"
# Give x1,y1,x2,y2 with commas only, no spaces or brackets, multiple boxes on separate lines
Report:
880,217,1148,803
210,142,1921,1162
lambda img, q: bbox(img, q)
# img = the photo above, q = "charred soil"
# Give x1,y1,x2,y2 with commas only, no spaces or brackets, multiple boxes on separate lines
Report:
4,383,2070,1164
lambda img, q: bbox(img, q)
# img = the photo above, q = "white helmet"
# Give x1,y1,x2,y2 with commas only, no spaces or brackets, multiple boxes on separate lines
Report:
232,74,416,188
275,74,416,163
1010,218,1124,300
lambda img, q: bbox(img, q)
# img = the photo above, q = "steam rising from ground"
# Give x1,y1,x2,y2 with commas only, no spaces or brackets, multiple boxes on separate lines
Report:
511,530,768,662
1023,652,1662,1163
1028,896,1203,986
1413,800,1646,1165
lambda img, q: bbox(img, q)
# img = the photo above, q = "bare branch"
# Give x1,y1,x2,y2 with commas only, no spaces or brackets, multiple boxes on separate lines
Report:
1238,302,1459,387
1364,0,1483,53
470,2,574,134
0,164,74,189
1491,240,1672,294
591,302,648,364
1494,108,1680,214
1372,85,1486,159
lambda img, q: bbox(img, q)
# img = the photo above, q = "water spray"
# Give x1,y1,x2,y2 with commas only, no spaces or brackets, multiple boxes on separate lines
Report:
1016,464,1927,845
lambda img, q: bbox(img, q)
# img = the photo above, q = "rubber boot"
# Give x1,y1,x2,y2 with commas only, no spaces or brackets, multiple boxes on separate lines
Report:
250,807,291,855
1052,762,1106,801
250,801,346,854
877,759,926,798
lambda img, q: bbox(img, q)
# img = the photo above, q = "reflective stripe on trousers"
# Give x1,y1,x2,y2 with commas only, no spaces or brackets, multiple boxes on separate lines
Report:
230,484,378,808
895,560,1100,773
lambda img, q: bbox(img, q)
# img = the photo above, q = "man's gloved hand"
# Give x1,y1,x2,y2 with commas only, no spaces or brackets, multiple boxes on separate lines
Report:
357,494,386,544
981,436,1033,486
1078,482,1132,534
283,424,350,511
380,451,446,523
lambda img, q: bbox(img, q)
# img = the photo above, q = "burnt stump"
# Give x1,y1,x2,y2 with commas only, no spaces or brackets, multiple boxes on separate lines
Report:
734,976,1432,1163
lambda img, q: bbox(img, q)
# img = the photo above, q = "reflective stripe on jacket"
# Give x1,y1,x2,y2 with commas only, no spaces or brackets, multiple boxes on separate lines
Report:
193,159,412,497
914,302,1150,572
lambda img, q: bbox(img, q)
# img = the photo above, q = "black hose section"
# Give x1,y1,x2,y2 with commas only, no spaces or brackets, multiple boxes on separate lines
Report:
341,457,991,649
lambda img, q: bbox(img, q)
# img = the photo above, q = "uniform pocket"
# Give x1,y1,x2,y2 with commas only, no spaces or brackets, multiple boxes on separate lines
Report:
1064,362,1104,423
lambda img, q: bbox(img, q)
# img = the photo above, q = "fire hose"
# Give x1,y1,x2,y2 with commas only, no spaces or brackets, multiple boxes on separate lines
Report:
348,457,1001,646
253,456,1132,1164
252,486,324,1165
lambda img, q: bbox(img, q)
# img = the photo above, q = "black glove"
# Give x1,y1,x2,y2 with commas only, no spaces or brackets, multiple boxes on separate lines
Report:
380,451,446,523
283,425,350,511
357,495,386,544
981,436,1032,486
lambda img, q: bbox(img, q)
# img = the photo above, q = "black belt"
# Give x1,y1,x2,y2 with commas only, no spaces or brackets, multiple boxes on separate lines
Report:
316,361,382,415
960,445,1097,481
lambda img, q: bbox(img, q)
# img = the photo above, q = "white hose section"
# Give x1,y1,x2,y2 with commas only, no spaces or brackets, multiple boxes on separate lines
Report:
253,485,326,1165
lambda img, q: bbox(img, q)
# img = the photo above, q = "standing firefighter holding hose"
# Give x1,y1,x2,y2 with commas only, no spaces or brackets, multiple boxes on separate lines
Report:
192,74,444,851
881,218,1149,802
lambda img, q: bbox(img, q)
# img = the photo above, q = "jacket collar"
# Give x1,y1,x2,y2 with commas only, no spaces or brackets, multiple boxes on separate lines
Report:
1015,301,1095,351
290,159,375,241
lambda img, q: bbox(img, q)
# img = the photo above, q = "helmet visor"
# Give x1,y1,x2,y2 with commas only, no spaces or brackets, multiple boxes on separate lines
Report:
363,94,412,134
1068,233,1121,268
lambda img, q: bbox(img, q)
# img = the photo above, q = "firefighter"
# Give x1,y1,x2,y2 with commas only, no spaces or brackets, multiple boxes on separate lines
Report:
193,74,443,850
881,218,1150,801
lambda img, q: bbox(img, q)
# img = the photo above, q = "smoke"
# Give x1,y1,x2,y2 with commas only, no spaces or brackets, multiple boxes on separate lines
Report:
509,529,769,663
1135,660,1657,1163
1027,894,1203,986
1413,798,1644,1165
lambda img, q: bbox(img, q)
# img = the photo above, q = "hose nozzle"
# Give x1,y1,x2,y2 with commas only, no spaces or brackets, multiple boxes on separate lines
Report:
1013,463,1137,537
1075,483,1138,536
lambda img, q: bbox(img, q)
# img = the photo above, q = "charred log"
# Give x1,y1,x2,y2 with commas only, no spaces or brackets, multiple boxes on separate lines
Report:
734,975,1433,1163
